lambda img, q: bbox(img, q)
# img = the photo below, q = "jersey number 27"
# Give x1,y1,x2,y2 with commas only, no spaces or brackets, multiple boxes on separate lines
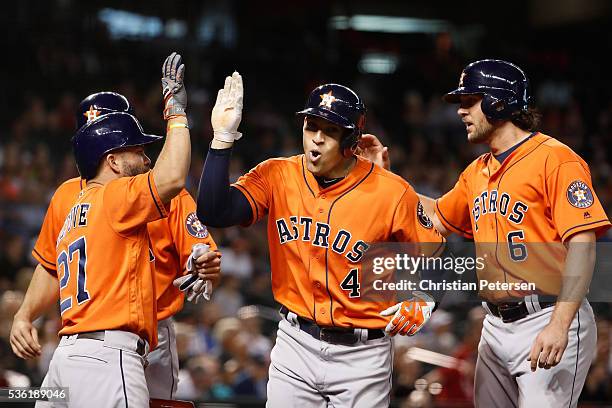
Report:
57,236,90,314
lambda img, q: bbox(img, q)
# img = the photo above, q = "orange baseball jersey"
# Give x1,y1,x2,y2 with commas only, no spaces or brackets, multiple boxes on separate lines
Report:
147,189,218,320
53,171,168,347
233,155,444,328
435,133,611,300
33,180,216,322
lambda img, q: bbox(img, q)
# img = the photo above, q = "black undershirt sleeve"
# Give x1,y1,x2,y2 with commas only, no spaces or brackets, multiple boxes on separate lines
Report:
196,147,253,227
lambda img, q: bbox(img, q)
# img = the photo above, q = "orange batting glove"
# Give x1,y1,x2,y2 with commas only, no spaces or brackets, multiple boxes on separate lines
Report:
380,291,436,336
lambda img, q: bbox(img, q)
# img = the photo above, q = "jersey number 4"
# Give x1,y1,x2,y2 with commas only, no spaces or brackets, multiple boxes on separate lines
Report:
340,268,360,298
57,236,90,314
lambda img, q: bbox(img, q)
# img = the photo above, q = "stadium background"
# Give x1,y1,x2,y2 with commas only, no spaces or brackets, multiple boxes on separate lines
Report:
1,0,612,406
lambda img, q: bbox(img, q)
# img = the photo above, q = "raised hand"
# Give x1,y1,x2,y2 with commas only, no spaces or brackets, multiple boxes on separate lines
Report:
161,52,187,120
211,71,243,143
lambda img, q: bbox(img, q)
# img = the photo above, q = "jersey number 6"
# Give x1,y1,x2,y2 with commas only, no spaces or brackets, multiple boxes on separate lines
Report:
507,230,527,261
57,236,90,314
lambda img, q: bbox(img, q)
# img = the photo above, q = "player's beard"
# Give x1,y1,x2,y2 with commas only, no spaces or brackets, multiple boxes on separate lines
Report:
120,161,150,177
467,119,494,144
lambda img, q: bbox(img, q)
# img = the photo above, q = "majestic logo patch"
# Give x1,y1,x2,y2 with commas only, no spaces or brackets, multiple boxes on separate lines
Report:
417,202,433,229
185,212,208,238
83,105,101,123
319,91,336,108
567,180,594,209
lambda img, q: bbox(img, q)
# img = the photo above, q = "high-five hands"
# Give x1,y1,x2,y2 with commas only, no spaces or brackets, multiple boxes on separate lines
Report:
161,52,187,120
212,71,243,143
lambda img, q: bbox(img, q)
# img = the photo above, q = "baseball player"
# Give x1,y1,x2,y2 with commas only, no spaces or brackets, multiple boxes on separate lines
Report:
368,60,610,407
10,90,221,401
196,76,445,406
10,52,192,407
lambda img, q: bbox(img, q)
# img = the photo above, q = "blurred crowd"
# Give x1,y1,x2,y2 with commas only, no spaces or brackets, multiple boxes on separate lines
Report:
2,10,612,406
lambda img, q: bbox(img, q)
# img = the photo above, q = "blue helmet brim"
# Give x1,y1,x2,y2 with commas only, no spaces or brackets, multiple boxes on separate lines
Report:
295,107,355,130
72,112,163,179
443,87,514,103
443,88,478,103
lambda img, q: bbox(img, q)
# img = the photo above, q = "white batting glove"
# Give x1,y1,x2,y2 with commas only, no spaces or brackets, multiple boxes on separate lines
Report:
211,71,243,143
172,277,208,304
173,273,209,300
173,244,212,303
172,274,207,304
380,291,436,336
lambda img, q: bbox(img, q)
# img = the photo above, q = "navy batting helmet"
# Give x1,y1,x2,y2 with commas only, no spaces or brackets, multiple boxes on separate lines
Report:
443,59,531,120
297,83,366,151
76,92,134,129
73,112,162,180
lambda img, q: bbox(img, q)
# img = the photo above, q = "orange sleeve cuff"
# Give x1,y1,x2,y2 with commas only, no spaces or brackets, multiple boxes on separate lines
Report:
147,171,171,218
560,219,611,242
435,200,474,239
32,248,56,272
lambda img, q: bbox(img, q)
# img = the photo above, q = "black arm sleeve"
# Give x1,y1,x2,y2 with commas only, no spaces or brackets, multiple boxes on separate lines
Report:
418,241,479,312
196,147,253,227
418,243,452,312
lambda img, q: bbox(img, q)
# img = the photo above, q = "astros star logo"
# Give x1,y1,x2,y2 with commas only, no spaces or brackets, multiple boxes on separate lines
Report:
192,218,205,233
459,71,466,87
185,212,209,238
573,189,587,202
84,106,100,123
567,180,594,208
319,91,336,108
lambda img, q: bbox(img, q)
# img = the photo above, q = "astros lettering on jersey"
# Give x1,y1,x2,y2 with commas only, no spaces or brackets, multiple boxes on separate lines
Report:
233,154,444,328
435,133,611,301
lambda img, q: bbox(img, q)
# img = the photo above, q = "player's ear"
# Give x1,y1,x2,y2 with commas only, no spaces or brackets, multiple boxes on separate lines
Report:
343,146,356,158
342,132,360,158
105,152,122,174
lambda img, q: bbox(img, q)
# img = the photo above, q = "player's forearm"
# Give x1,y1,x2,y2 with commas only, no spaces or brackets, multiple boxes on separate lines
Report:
15,264,59,321
552,231,595,329
154,52,190,203
549,301,581,331
197,147,252,227
417,243,455,312
211,139,234,149
153,117,190,203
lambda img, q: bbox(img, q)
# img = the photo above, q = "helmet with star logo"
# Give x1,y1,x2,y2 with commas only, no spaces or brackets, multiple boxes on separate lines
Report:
296,83,366,151
76,92,135,129
73,112,162,180
443,59,531,121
